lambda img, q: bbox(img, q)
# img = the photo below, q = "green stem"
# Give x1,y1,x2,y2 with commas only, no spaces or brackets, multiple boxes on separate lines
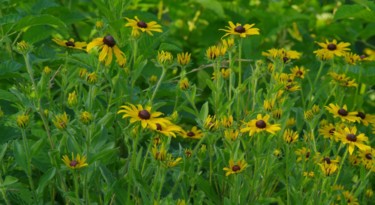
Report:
236,39,243,120
313,61,325,88
21,129,37,202
333,148,349,185
73,170,80,200
156,166,166,202
150,67,167,104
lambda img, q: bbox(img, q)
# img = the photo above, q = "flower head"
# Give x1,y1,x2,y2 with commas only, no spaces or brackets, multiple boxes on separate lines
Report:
335,126,370,155
80,111,93,124
223,159,248,176
62,153,88,169
53,112,69,130
325,103,360,122
240,114,281,136
220,21,260,38
157,50,173,65
151,121,183,138
283,129,299,144
125,16,162,37
181,126,203,139
52,38,86,50
314,39,350,57
177,52,191,66
117,104,170,130
87,35,126,66
17,113,30,128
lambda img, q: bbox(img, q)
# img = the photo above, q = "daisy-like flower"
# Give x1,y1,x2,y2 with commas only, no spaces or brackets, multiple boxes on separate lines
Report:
263,99,275,112
86,35,126,66
359,148,374,169
62,153,88,169
220,21,260,38
221,115,234,128
314,39,350,57
80,111,93,124
314,48,334,60
152,122,183,138
338,191,359,205
181,126,203,139
335,126,371,155
283,129,299,144
165,154,182,168
319,122,336,140
52,38,86,50
179,78,189,90
262,48,301,63
152,144,167,161
356,111,375,126
157,50,173,65
16,113,30,129
204,115,219,131
224,129,239,141
177,52,191,66
240,114,281,136
318,156,339,176
117,104,170,130
53,112,69,130
286,118,296,127
344,52,361,65
125,16,162,37
290,66,308,79
223,159,248,176
295,147,311,162
328,72,358,88
206,45,226,60
325,103,360,122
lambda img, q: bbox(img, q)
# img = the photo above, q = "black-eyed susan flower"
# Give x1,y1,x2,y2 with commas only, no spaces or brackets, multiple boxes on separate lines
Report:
53,112,69,130
17,113,30,128
240,114,281,136
177,52,191,66
328,72,358,88
87,72,98,84
179,78,189,90
356,112,375,126
80,111,93,124
286,117,296,127
14,40,32,55
262,48,301,63
349,154,361,166
220,21,260,38
272,108,282,120
344,52,361,65
314,48,334,60
117,104,170,130
206,45,226,60
314,39,350,57
62,153,88,169
319,123,336,140
87,35,126,66
223,159,248,176
181,126,203,140
184,148,192,158
318,156,339,176
221,115,234,128
52,38,86,50
338,191,359,205
151,122,183,138
204,115,219,131
79,68,88,79
166,154,182,168
157,50,173,65
335,126,370,155
283,129,299,144
364,48,375,61
221,38,234,49
273,149,282,158
295,147,311,162
290,66,308,79
263,99,275,112
67,91,78,107
125,16,162,37
325,103,360,122
359,148,374,169
224,129,239,141
152,144,167,161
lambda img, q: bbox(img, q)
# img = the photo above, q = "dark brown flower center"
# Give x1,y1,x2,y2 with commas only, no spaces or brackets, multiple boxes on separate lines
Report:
329,128,336,135
346,134,357,142
137,21,148,28
356,112,366,119
323,157,331,164
327,43,337,51
283,57,289,63
187,131,195,137
306,152,310,158
296,70,303,76
65,41,75,47
103,35,116,47
138,110,151,120
70,160,78,167
255,120,267,128
360,55,366,59
232,165,241,171
365,153,372,160
185,150,192,157
156,123,162,131
234,26,246,33
338,108,348,116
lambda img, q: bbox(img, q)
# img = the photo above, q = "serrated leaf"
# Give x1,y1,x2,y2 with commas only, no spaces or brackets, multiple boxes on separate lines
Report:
36,168,56,197
13,14,67,32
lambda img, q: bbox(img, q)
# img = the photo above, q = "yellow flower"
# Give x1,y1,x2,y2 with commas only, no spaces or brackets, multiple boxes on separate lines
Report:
224,129,239,141
95,20,104,29
206,45,226,60
295,147,311,162
125,16,162,37
221,68,231,79
179,78,189,90
335,126,370,155
220,21,260,38
62,153,88,169
149,75,158,84
272,108,282,119
286,118,296,127
325,103,360,122
262,48,301,63
53,112,69,130
283,129,299,144
87,35,126,66
223,159,248,176
52,38,86,50
366,188,374,198
67,91,78,107
17,113,30,128
181,126,203,140
240,114,281,136
221,38,234,48
43,66,52,75
314,48,334,60
263,99,275,112
117,104,170,130
314,39,350,57
344,52,361,65
151,122,183,138
204,115,219,131
177,52,191,66
152,144,167,161
157,50,173,65
359,148,374,169
221,115,234,128
80,111,93,124
303,171,314,178
339,191,359,205
356,112,375,126
177,199,186,205
319,122,336,140
318,157,339,176
290,66,308,79
14,40,32,54
87,72,98,84
273,149,282,158
79,68,88,78
166,155,182,168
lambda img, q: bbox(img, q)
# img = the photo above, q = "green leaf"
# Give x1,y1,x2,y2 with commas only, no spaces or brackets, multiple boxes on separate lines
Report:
23,25,54,43
36,168,56,197
158,43,182,52
13,14,68,32
0,60,22,79
193,0,225,18
0,143,8,161
2,176,18,187
198,101,209,124
31,138,45,157
196,176,219,204
334,4,375,22
13,140,28,173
